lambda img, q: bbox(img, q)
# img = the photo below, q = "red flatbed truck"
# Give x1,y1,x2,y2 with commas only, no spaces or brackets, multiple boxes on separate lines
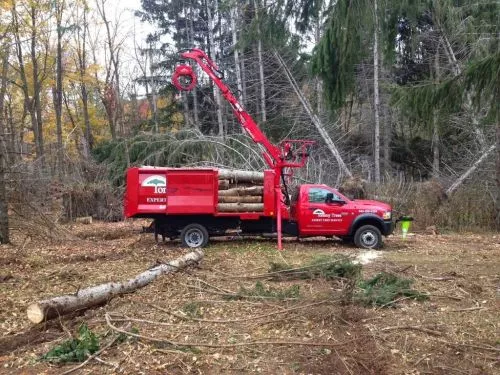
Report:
124,48,394,249
124,167,394,249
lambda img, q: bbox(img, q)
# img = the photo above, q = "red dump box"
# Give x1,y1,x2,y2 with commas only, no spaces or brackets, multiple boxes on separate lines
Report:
124,167,277,219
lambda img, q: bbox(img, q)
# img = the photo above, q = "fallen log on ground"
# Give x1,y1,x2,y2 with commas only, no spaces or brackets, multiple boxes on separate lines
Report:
218,196,263,203
26,250,204,324
218,186,264,196
217,203,264,212
218,169,264,182
75,216,93,224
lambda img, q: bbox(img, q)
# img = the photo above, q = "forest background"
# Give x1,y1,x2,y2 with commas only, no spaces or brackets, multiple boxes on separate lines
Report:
0,0,498,243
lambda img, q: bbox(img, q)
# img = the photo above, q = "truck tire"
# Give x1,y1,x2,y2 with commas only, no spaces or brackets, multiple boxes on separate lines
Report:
181,224,209,248
354,225,382,249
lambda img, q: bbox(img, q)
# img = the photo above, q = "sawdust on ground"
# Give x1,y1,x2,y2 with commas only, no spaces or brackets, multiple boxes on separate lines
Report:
0,221,498,374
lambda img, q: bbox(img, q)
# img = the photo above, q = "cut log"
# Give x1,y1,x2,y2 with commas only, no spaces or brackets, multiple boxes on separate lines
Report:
26,250,204,324
218,169,264,182
75,216,92,224
218,196,263,203
217,203,264,212
218,186,264,196
218,179,230,190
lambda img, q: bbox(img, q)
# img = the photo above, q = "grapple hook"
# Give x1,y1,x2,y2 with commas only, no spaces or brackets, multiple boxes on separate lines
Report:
172,64,197,91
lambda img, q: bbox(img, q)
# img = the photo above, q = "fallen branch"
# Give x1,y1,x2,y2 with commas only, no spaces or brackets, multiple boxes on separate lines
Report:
274,51,352,179
27,250,204,324
435,339,500,353
446,144,495,196
151,299,332,324
379,325,443,336
105,313,356,348
450,306,486,312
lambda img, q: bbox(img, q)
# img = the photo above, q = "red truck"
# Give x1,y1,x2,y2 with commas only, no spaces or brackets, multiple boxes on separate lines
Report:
124,167,394,249
123,48,394,249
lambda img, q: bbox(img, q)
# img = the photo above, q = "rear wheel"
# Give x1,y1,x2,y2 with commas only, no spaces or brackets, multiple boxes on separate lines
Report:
181,224,209,248
354,225,382,249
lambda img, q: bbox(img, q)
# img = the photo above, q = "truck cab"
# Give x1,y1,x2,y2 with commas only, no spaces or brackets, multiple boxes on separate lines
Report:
290,184,394,248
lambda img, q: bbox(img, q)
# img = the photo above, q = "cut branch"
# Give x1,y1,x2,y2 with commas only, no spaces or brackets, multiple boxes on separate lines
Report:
26,250,204,324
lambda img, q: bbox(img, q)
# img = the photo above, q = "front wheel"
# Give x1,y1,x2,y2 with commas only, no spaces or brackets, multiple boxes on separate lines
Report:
180,224,209,248
354,225,382,249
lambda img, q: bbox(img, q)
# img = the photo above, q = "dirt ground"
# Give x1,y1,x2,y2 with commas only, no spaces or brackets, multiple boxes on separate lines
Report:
0,221,499,374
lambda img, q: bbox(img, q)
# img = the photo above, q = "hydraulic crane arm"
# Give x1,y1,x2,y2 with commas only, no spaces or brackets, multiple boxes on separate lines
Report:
173,48,313,169
172,48,314,250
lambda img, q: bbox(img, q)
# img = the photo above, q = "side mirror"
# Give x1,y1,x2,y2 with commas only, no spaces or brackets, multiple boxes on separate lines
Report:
325,193,345,204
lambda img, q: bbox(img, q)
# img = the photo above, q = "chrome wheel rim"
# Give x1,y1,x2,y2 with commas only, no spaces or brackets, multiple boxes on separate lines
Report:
361,231,377,247
185,228,204,247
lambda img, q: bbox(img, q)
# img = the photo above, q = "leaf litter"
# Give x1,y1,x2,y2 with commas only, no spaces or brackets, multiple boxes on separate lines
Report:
0,221,498,374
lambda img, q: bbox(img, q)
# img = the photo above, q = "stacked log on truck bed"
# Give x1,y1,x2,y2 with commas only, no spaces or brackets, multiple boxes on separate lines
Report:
217,169,264,212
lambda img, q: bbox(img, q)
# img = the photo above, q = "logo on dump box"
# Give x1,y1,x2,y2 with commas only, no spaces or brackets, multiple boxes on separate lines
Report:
141,175,166,187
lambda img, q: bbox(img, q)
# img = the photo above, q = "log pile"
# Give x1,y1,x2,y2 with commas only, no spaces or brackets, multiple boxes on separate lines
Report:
217,169,265,212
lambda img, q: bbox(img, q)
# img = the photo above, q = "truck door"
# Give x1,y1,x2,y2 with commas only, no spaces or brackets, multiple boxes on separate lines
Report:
300,187,349,235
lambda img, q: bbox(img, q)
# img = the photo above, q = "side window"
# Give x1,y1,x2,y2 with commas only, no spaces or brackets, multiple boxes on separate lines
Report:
308,188,341,203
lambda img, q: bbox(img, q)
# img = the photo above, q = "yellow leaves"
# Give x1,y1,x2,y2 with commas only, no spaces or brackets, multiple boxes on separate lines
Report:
0,0,14,10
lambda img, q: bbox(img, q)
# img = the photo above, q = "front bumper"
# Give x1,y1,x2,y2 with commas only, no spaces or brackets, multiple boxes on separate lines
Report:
382,220,394,236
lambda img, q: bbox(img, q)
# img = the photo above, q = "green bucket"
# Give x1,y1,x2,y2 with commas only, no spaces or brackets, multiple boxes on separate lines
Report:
399,216,414,239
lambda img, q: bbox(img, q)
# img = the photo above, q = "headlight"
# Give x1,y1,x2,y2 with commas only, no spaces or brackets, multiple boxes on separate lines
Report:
383,211,392,220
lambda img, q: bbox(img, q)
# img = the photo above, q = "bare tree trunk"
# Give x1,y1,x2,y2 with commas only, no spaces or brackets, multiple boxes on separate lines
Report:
206,0,224,136
315,15,322,114
27,250,204,323
231,7,244,107
432,117,440,177
55,0,64,177
187,2,200,126
97,0,121,139
254,0,266,123
31,6,45,163
0,43,10,244
496,119,500,228
12,12,38,159
373,0,381,183
241,52,247,105
438,31,487,149
78,7,92,155
383,105,391,174
432,45,440,177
